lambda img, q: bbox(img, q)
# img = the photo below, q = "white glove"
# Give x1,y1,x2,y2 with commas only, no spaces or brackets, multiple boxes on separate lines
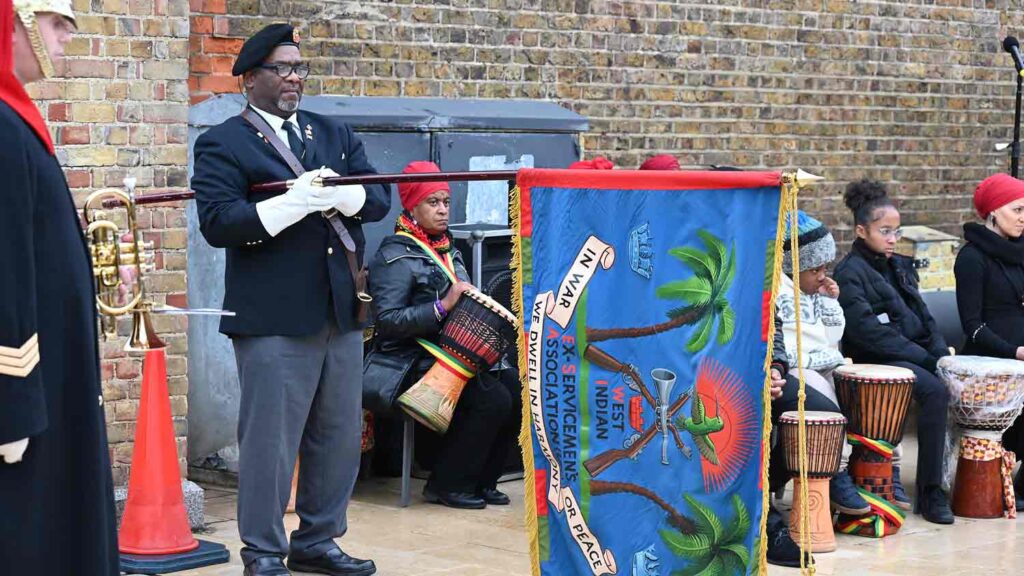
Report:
308,167,366,217
256,170,321,237
0,438,29,464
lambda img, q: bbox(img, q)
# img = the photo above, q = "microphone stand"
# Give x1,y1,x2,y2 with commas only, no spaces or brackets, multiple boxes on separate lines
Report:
1013,70,1022,178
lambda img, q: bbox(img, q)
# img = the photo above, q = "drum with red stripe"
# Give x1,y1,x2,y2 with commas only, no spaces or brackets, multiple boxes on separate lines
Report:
833,364,915,537
397,288,518,434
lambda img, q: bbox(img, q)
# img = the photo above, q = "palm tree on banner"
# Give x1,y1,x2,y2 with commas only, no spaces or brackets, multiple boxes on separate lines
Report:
592,480,752,576
659,493,752,576
585,230,737,352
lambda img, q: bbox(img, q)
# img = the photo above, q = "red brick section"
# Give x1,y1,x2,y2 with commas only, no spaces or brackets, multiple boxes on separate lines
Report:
39,0,192,485
188,1,1024,245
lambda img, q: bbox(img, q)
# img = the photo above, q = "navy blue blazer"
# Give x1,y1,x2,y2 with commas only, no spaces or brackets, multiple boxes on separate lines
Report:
192,107,391,337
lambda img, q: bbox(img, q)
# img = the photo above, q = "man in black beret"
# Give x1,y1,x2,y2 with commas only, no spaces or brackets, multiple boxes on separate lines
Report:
192,22,389,576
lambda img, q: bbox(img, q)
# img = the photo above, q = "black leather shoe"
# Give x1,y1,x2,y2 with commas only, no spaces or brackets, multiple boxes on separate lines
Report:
918,485,954,525
766,521,813,568
286,547,375,576
243,556,290,576
423,487,486,509
477,488,511,505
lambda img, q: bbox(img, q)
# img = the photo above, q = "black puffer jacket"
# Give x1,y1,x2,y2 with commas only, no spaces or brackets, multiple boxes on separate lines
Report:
368,233,470,359
955,223,1024,358
834,239,948,371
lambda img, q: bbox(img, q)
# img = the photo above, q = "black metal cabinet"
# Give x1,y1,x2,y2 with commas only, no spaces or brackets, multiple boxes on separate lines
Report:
185,95,587,469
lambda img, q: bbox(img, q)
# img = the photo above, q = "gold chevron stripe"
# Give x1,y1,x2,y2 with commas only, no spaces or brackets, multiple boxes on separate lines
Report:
0,334,40,378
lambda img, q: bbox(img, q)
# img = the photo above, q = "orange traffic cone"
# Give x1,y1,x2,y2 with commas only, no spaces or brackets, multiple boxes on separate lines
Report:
119,348,198,555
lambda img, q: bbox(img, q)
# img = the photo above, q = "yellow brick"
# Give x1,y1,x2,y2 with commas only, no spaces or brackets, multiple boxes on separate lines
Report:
364,79,400,97
107,127,129,145
65,82,91,101
147,146,188,165
64,147,118,167
65,37,92,57
106,83,128,100
105,39,130,57
70,102,116,123
161,229,188,249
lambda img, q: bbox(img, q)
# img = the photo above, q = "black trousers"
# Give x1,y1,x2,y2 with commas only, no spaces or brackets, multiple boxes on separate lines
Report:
1004,414,1024,461
426,368,522,493
768,374,842,492
886,361,949,491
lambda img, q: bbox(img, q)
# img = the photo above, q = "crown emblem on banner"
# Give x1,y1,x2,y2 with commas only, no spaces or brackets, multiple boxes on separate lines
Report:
629,222,653,279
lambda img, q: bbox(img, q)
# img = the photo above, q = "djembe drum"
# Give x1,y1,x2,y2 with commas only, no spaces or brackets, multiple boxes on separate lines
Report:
778,411,847,552
938,356,1024,519
397,288,518,434
833,364,915,537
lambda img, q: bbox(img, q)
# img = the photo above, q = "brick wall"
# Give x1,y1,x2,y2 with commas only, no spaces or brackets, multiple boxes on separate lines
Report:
46,0,1024,483
189,0,1024,247
39,0,192,485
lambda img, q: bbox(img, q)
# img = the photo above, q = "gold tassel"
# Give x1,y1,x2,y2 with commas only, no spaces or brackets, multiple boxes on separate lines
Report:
510,185,542,576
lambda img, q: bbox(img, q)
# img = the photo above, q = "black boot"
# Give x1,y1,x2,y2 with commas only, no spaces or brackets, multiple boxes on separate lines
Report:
917,485,954,525
765,507,813,568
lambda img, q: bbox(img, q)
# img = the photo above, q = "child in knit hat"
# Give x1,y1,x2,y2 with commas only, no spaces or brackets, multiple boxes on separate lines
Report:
777,210,845,396
776,210,874,515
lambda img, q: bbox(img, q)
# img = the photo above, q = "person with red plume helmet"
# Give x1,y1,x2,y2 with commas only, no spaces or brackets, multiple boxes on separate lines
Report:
0,0,119,573
365,161,521,511
639,154,680,171
955,173,1024,509
568,156,615,170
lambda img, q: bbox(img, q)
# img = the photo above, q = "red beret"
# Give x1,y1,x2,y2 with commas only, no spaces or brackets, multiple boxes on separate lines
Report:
399,161,450,212
639,154,680,171
568,157,615,170
975,173,1024,218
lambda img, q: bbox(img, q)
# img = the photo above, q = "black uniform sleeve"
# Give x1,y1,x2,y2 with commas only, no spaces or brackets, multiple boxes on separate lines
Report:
369,251,443,340
771,312,789,377
836,268,936,368
342,124,390,223
0,140,47,444
955,249,1017,358
193,131,272,248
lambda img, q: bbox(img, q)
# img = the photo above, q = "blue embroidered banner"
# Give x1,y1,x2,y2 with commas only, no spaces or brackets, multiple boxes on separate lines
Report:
514,169,784,576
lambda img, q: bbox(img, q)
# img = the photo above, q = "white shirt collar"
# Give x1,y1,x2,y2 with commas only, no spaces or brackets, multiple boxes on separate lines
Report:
250,104,298,133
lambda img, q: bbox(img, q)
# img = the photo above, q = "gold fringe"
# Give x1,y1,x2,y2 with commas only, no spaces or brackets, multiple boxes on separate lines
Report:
759,177,792,575
509,184,542,576
785,178,815,576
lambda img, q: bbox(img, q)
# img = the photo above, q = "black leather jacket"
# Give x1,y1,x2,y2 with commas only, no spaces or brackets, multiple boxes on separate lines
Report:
368,233,470,359
834,239,948,371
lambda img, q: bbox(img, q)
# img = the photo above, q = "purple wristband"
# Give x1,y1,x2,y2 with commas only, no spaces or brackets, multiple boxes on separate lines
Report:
434,299,447,319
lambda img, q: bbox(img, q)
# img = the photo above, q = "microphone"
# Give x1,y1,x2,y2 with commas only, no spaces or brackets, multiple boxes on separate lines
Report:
1003,36,1024,76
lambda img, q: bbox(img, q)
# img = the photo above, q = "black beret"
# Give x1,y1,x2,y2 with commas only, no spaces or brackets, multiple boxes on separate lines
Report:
232,23,300,76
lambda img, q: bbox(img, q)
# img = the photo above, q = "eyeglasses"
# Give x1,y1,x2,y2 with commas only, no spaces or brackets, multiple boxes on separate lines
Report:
259,63,310,79
877,227,903,240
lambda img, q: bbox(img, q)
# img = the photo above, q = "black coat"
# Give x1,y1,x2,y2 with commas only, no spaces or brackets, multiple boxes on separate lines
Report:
955,223,1024,358
834,239,949,371
0,102,118,574
368,233,470,360
192,106,391,336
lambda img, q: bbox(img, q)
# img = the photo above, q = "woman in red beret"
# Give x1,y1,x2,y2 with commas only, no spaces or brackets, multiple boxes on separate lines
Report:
955,173,1024,508
364,161,520,509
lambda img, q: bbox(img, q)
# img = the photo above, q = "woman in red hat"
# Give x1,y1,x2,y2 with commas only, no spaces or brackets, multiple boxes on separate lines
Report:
955,173,1024,507
364,161,520,509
